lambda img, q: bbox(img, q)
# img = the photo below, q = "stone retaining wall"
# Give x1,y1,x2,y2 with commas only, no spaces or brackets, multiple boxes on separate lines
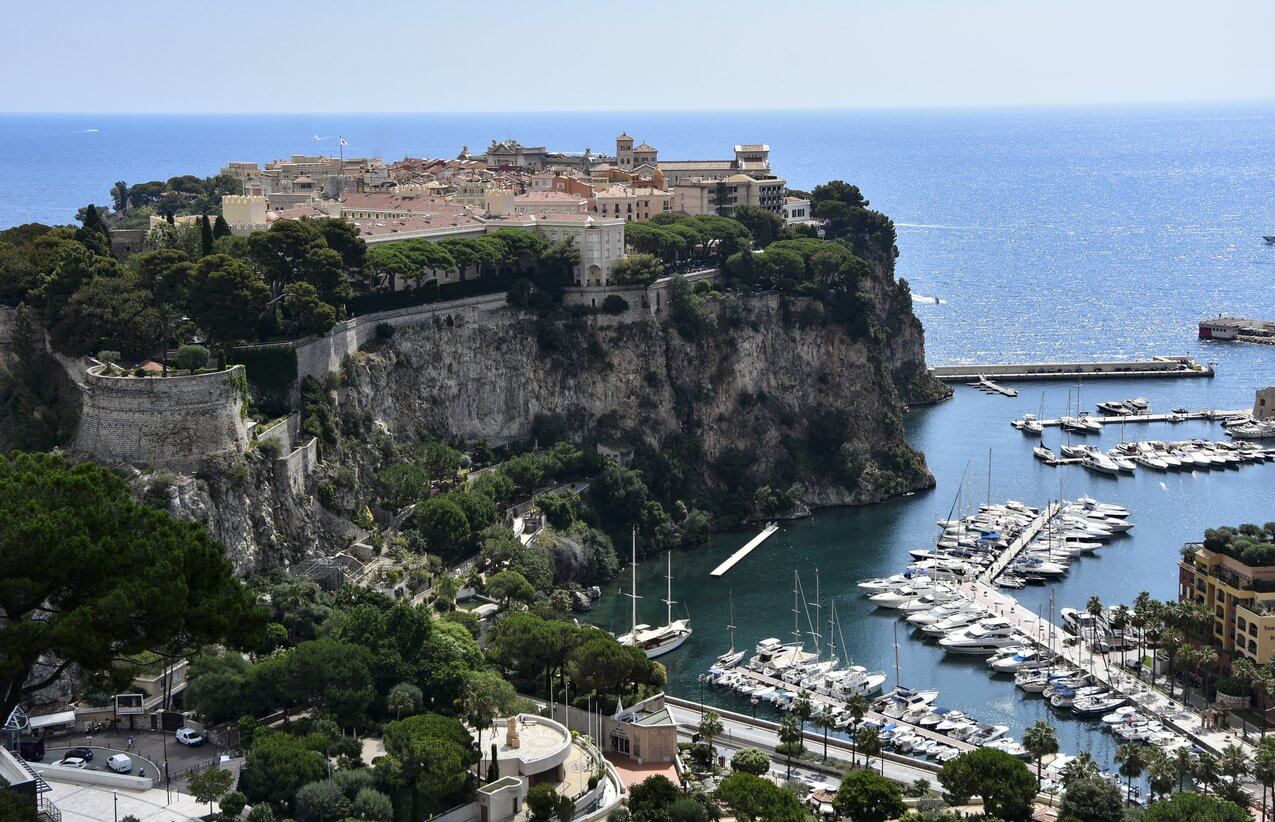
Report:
73,365,250,469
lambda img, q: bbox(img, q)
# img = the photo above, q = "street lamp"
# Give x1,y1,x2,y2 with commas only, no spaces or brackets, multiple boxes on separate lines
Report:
113,789,118,822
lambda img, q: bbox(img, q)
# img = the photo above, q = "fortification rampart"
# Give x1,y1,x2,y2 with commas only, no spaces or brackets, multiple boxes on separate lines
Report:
73,365,251,469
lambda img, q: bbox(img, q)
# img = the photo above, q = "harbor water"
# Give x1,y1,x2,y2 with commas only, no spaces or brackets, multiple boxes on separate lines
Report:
585,353,1275,770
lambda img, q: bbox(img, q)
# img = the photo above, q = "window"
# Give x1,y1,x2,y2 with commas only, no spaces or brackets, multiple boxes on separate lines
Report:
1252,639,1259,653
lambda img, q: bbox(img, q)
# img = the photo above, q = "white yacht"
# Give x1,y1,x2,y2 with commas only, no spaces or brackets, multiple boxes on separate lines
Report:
615,534,691,659
1033,444,1056,462
1081,452,1121,475
939,619,1023,654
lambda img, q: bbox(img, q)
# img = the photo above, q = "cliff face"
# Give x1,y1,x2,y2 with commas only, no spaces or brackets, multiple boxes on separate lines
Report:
339,290,939,512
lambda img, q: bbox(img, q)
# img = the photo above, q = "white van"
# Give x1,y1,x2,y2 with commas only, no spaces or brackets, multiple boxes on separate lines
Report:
106,754,132,773
175,728,204,747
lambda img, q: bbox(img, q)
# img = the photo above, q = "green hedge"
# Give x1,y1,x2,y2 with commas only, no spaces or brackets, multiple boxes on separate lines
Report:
228,344,298,417
347,274,518,317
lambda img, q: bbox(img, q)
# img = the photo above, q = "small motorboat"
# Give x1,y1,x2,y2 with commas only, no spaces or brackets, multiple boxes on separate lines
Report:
1033,444,1056,462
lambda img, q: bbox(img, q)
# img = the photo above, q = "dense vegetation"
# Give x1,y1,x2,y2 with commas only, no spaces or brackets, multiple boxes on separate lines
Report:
1200,522,1275,566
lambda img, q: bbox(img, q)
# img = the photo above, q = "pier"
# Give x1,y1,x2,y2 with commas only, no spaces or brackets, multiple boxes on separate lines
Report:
710,522,780,577
968,376,1018,397
978,501,1060,583
963,579,1252,759
1031,408,1247,428
931,355,1212,383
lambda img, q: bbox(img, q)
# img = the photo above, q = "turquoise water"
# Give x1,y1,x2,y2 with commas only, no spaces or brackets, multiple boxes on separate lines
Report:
4,106,1275,770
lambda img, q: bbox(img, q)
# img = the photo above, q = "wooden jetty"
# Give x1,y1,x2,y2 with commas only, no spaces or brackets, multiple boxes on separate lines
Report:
711,522,780,577
932,355,1212,383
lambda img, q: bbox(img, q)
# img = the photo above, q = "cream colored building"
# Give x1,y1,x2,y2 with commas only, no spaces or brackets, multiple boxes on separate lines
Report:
672,173,787,216
593,185,674,221
221,194,268,233
512,191,589,216
1180,544,1275,663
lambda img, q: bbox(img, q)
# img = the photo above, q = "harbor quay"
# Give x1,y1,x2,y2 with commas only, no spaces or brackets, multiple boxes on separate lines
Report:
930,355,1213,382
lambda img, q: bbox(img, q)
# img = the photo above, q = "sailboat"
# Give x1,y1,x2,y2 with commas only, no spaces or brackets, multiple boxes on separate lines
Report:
615,529,692,659
716,592,745,668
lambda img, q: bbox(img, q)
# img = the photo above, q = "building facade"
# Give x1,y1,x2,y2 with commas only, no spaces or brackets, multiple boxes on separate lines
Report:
1179,544,1275,663
672,173,787,216
593,186,674,221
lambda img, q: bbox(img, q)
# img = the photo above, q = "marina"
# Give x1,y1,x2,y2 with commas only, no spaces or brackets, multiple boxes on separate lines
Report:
588,351,1275,786
709,522,781,577
930,356,1213,383
968,376,1018,397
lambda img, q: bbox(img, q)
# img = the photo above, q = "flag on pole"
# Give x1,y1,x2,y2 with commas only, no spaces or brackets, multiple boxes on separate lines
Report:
339,137,349,146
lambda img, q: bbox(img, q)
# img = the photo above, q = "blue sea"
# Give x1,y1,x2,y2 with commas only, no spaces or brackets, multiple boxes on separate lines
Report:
3,106,1274,362
6,107,1275,772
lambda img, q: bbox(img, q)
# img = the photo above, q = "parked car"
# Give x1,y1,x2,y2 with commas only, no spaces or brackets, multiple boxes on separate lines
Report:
106,754,132,773
65,747,93,761
57,757,88,769
175,728,203,747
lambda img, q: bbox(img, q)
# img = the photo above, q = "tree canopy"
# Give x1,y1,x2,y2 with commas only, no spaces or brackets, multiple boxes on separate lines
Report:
0,452,263,719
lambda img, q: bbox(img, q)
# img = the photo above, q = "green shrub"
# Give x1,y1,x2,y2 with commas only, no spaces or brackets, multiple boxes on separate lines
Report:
601,295,629,314
175,344,210,371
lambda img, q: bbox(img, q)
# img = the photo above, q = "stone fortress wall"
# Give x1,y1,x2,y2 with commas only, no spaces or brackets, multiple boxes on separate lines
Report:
64,269,720,470
74,365,251,469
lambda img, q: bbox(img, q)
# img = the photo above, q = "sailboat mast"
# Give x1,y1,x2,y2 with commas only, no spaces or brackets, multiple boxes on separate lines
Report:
987,448,992,506
630,528,638,635
792,571,801,646
665,551,673,626
893,620,902,688
727,591,736,653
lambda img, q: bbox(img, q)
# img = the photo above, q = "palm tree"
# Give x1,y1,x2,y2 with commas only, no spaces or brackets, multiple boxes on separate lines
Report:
1254,738,1275,821
1086,595,1105,677
698,710,723,759
1161,627,1185,699
794,690,814,724
1061,752,1100,788
1116,743,1146,799
813,707,837,762
1173,747,1195,792
1146,750,1176,803
845,693,869,768
857,725,882,775
777,713,804,778
1195,751,1220,794
1112,604,1131,657
1023,720,1059,784
1219,743,1249,789
1133,591,1154,679
387,682,423,720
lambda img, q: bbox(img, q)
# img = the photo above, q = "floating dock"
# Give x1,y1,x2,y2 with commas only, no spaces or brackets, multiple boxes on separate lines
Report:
710,522,780,577
931,355,1212,383
969,376,1018,397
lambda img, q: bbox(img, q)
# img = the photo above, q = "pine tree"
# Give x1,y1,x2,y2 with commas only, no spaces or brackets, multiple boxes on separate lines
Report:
199,214,214,257
213,214,232,240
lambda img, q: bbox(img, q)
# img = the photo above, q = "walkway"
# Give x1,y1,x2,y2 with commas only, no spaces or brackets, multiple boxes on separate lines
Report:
964,579,1253,757
980,501,1060,583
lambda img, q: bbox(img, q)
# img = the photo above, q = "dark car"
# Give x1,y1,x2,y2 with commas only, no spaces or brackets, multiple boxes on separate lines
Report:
65,746,93,761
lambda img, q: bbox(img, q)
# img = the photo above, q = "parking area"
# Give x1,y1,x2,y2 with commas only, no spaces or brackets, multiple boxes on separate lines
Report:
43,728,214,780
45,745,161,779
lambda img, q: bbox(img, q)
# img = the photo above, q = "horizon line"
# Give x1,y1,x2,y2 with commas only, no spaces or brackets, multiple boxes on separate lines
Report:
4,97,1275,117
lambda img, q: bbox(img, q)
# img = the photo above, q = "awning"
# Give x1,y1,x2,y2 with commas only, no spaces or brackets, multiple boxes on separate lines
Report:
29,711,76,729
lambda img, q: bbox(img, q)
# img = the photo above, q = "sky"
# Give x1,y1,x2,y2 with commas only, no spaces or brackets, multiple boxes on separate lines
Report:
3,0,1273,113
